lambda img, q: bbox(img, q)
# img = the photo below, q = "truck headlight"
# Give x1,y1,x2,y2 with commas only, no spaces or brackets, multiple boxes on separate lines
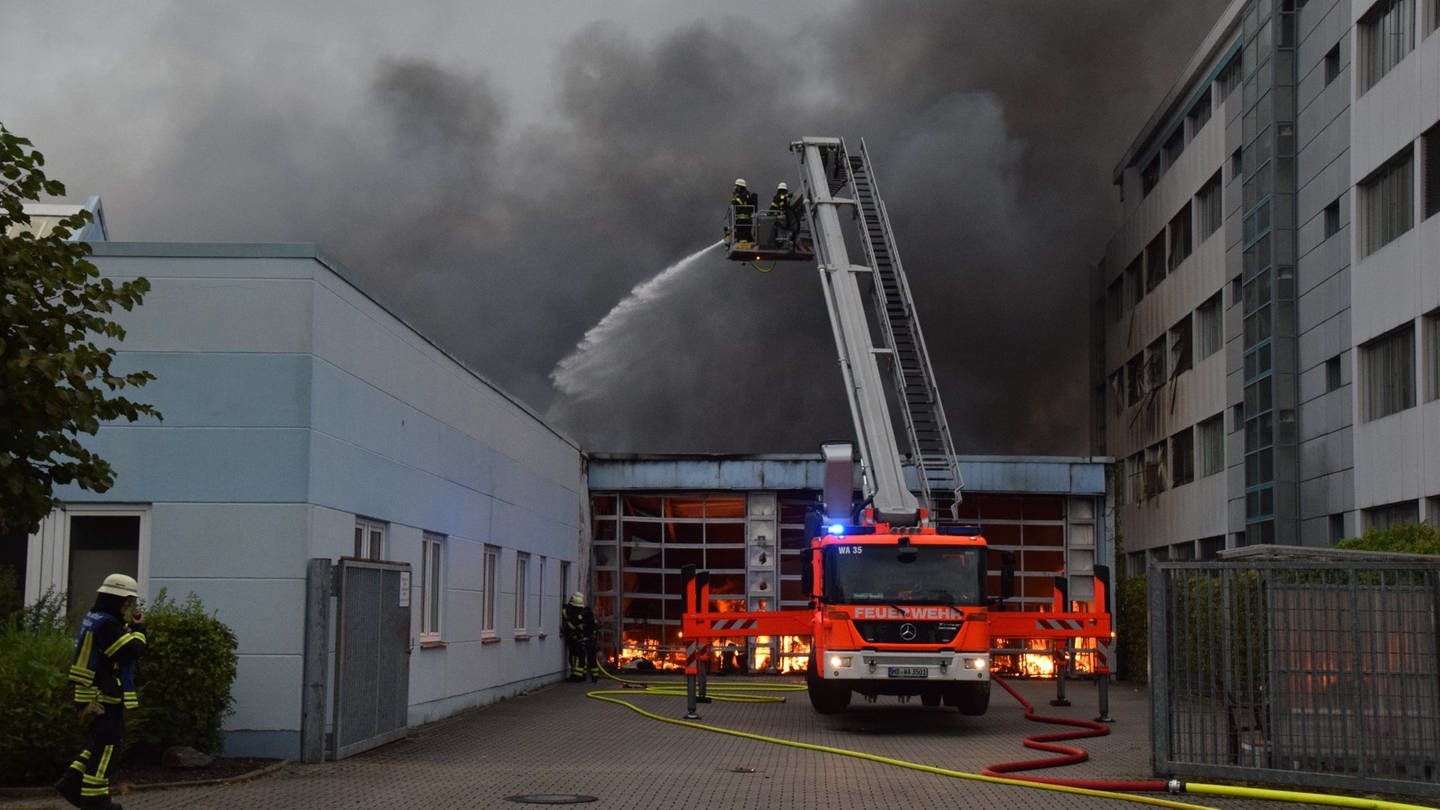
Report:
829,655,852,669
963,657,988,670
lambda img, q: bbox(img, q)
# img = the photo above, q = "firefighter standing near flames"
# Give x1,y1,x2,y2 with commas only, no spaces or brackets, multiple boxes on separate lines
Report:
562,591,599,683
56,573,147,810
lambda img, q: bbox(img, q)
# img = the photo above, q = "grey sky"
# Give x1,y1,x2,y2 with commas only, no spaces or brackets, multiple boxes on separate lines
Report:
2,1,1228,455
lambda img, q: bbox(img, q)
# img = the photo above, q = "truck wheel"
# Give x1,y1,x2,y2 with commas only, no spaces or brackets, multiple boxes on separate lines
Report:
806,656,851,714
955,681,990,716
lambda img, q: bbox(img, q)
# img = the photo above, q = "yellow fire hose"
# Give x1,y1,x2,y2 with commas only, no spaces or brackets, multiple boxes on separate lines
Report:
583,664,1434,810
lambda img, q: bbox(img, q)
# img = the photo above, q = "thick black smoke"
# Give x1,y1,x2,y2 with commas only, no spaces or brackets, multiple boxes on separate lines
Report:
4,1,1229,455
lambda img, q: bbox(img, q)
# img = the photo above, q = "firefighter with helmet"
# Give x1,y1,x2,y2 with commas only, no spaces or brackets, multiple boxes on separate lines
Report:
729,178,757,243
561,591,599,682
56,573,147,810
770,181,796,246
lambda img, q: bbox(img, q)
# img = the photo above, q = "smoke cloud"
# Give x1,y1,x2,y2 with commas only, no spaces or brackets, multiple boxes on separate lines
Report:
1,1,1229,455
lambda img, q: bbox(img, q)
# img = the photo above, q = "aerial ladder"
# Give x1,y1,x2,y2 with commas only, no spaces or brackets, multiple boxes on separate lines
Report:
691,137,1111,717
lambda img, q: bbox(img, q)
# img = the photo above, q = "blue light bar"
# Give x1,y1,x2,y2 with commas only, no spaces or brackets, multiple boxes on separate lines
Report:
827,523,846,535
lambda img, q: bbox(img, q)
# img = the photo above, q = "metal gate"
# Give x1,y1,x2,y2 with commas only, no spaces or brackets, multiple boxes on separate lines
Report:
331,558,412,760
1149,551,1440,798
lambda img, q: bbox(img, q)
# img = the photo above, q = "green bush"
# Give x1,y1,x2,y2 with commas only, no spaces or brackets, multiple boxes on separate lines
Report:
1116,575,1147,682
0,590,84,785
128,589,238,758
1338,522,1440,555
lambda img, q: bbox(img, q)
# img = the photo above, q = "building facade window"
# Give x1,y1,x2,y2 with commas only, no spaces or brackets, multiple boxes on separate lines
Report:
1197,292,1223,359
1162,127,1186,170
1146,336,1168,392
1362,323,1416,420
1127,453,1143,503
354,518,385,561
1198,413,1224,477
1218,55,1242,98
482,545,499,636
538,556,548,633
1168,203,1193,270
1364,500,1420,531
1359,146,1414,256
1171,427,1195,487
1125,257,1143,307
1324,44,1342,84
1426,310,1440,401
420,532,444,642
1326,355,1343,392
1107,276,1124,324
1170,315,1194,377
1188,87,1213,133
1145,234,1167,291
515,552,529,633
1359,0,1414,91
1323,199,1341,238
1197,172,1223,239
1144,442,1169,499
1127,354,1145,405
1142,156,1161,196
1423,122,1440,221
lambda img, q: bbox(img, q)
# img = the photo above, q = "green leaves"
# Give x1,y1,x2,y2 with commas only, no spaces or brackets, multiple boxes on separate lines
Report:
0,121,162,534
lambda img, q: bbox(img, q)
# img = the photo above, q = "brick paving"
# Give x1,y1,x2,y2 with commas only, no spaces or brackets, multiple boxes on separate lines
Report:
0,676,1393,809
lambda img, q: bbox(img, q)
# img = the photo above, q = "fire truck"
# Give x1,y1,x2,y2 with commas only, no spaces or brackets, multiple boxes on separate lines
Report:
688,137,1109,716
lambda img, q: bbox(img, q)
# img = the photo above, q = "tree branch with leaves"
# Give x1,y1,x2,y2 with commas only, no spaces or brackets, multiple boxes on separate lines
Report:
0,123,161,535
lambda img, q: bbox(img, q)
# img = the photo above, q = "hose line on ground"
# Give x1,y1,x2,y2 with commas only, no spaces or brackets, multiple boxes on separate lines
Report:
588,663,1434,810
585,663,1213,810
986,675,1433,810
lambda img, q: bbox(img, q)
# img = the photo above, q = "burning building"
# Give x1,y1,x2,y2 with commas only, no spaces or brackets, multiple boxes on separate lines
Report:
586,454,1112,675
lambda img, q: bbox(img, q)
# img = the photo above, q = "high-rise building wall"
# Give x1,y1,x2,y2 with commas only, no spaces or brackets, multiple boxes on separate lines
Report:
1095,0,1440,573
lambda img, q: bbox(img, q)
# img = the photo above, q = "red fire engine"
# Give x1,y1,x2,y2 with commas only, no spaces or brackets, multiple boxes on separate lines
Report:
686,137,1112,715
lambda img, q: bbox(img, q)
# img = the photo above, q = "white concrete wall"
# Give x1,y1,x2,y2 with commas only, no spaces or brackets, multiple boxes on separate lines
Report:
46,244,584,758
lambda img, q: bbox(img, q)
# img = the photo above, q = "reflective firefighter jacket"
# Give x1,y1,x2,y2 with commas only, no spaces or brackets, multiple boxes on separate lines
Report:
69,609,147,709
561,604,596,645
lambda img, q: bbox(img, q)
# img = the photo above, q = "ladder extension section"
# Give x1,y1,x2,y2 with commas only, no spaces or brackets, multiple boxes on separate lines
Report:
796,137,964,517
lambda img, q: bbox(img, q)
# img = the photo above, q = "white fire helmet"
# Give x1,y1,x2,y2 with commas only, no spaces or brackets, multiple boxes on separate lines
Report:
776,182,787,191
734,178,747,188
569,591,586,607
98,573,139,598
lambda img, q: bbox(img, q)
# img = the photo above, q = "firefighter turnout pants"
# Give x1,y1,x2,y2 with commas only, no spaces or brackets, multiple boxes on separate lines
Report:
58,702,124,807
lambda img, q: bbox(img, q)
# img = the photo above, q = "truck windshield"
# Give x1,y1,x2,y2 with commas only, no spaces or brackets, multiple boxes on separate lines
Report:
825,544,984,606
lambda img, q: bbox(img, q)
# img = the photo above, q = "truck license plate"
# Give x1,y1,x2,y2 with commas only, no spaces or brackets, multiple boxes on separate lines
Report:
888,666,928,679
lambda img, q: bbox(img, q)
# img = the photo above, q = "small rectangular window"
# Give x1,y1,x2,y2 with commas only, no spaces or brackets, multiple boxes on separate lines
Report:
1426,310,1440,401
1362,323,1416,420
1127,354,1145,405
1170,315,1194,377
354,518,386,561
1199,413,1225,477
1196,172,1223,239
1142,156,1161,196
1423,122,1440,221
1125,257,1144,306
1146,336,1168,392
1198,292,1223,358
1162,127,1185,170
1326,355,1343,392
1171,427,1195,487
1187,87,1213,133
1359,0,1415,91
1323,199,1341,238
1364,500,1420,531
1168,203,1193,270
515,552,530,633
1359,146,1414,256
1107,276,1125,324
1324,44,1341,85
1145,233,1168,291
482,545,499,635
421,532,445,641
1144,442,1169,499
